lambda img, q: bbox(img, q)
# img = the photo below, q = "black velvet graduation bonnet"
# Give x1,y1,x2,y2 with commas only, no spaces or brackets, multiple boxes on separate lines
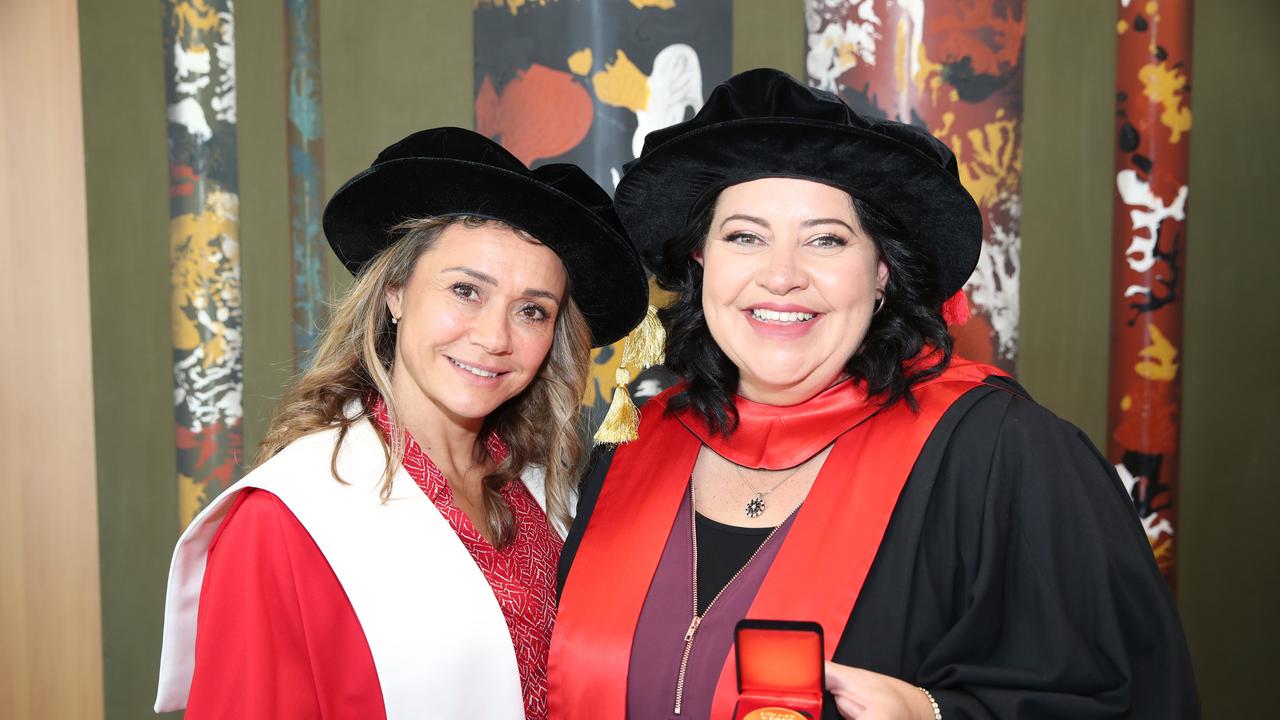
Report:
323,126,648,347
614,69,983,297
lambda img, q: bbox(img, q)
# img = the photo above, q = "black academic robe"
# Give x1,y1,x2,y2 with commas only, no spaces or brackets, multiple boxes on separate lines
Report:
558,377,1200,719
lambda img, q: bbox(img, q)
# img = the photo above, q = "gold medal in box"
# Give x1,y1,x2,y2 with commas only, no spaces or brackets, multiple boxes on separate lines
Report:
743,707,812,720
732,620,825,720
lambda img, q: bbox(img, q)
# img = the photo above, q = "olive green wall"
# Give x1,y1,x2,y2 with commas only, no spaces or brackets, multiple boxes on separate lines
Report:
79,1,178,717
1179,2,1280,717
734,0,804,79
81,0,1275,718
1021,0,1115,442
237,0,292,455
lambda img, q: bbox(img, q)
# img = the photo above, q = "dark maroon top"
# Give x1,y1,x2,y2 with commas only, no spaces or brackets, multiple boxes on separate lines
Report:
626,483,796,719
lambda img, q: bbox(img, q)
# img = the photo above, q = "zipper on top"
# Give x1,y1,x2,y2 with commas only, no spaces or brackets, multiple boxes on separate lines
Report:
672,479,798,715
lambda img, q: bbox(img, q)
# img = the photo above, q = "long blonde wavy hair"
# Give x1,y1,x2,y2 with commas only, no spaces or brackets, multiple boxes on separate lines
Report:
256,215,593,547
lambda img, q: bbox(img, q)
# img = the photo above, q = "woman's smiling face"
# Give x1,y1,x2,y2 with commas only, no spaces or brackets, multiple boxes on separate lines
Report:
385,222,567,426
698,177,888,406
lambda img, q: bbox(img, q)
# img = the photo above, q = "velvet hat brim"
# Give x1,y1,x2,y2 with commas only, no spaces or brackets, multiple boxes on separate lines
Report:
323,128,648,347
614,69,983,297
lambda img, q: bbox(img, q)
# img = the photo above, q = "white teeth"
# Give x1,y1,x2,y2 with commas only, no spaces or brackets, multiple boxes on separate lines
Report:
450,358,499,378
751,308,815,323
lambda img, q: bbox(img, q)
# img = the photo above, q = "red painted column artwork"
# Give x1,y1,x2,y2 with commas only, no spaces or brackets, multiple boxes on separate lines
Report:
1108,0,1193,588
805,0,1026,372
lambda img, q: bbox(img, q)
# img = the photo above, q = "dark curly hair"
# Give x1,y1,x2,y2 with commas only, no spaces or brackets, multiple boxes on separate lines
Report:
657,190,955,435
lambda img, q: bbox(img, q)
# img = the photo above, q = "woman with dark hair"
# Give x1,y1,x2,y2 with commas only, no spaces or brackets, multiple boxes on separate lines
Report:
549,70,1198,719
154,128,648,719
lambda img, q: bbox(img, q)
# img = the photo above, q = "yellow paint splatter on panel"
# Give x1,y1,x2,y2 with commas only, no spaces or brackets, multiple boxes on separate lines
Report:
934,111,956,138
567,48,593,76
956,118,1022,207
630,0,675,8
1139,61,1192,143
1152,536,1174,573
913,42,943,103
1117,19,1130,34
179,473,208,525
1145,1,1159,16
647,274,677,310
1121,394,1133,412
172,0,220,51
837,44,859,73
171,191,241,368
592,50,649,112
476,0,557,15
1135,323,1179,381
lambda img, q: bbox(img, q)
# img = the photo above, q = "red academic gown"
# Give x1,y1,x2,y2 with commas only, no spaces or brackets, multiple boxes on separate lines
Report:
185,489,386,720
174,401,560,720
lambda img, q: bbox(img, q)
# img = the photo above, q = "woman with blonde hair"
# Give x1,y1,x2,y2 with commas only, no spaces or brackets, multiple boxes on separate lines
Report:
155,127,647,719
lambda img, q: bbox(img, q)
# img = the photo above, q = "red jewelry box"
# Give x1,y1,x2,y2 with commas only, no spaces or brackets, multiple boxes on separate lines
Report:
733,620,825,720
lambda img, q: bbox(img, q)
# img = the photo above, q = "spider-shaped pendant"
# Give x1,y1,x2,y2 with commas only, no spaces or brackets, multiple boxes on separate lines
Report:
744,494,766,518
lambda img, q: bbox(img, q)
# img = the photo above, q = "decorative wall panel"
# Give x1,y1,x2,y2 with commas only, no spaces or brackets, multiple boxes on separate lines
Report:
164,0,243,523
1107,0,1194,588
474,0,732,425
805,0,1025,371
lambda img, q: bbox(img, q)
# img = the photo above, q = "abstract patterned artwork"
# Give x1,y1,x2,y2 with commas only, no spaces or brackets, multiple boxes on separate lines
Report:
805,0,1025,372
164,0,243,524
285,0,327,365
1108,0,1193,587
474,0,731,427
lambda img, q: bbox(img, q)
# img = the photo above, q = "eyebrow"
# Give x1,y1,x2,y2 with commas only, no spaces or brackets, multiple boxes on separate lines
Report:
718,214,858,234
719,213,769,229
441,266,561,303
802,217,858,233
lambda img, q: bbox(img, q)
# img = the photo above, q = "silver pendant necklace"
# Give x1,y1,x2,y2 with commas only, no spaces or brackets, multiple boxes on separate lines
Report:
733,463,805,518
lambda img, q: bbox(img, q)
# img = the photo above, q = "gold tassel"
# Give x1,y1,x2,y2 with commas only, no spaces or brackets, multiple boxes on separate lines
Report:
593,367,639,444
593,306,666,445
619,305,666,370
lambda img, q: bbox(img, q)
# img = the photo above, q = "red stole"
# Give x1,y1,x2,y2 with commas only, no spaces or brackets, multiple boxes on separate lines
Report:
549,359,1006,718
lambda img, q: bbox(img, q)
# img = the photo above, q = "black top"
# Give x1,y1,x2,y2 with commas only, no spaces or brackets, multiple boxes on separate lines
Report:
559,376,1200,719
693,513,773,615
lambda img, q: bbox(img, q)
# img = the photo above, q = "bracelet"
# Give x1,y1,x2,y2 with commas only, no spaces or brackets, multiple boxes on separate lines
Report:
918,687,942,720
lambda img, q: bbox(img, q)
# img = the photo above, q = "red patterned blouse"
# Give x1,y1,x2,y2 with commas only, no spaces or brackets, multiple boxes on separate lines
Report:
372,399,563,720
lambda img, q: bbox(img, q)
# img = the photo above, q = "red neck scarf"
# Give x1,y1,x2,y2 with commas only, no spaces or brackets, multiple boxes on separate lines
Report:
677,377,882,470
